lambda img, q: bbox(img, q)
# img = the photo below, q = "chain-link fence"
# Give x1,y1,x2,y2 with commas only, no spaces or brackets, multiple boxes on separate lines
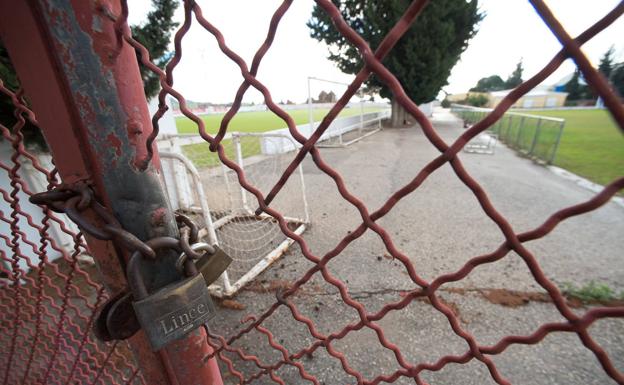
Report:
1,0,624,384
451,104,566,163
0,83,142,384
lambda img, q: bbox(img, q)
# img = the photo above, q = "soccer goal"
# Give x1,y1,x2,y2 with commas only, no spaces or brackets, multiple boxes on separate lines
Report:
307,76,386,147
158,132,309,297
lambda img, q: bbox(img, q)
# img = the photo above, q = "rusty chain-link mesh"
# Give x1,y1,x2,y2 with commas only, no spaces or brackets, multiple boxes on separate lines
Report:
122,0,624,383
0,82,143,383
2,0,624,384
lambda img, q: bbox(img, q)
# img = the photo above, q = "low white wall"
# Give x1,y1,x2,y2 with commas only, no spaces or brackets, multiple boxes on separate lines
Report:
259,110,389,154
172,102,391,117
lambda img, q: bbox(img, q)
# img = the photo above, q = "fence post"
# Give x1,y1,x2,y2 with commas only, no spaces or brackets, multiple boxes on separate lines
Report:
307,76,314,135
549,120,566,164
359,90,364,134
528,118,543,156
0,1,222,384
504,114,513,142
515,116,526,148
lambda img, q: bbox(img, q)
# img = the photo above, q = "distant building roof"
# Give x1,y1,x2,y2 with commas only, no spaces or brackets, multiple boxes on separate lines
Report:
552,72,588,87
488,88,568,97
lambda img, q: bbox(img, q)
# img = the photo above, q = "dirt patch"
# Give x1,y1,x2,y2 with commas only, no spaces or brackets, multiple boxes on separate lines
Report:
242,279,294,293
397,289,468,324
480,289,551,308
237,281,623,317
241,279,325,296
218,299,246,310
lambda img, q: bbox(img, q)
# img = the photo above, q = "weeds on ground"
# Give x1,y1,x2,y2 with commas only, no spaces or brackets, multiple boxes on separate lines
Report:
561,281,624,303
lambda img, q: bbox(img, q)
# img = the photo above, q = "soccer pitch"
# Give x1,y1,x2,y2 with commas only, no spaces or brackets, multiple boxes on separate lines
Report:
175,106,385,167
175,106,382,134
528,109,623,187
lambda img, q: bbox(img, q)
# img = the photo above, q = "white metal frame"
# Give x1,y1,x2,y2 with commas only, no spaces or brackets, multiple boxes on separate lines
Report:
463,132,498,155
307,76,383,148
159,132,310,297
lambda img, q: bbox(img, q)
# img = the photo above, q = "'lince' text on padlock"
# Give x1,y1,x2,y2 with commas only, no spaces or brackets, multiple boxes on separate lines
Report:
127,238,217,351
158,298,210,336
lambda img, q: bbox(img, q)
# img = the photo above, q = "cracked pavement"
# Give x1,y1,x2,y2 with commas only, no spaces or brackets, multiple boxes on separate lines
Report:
207,109,624,385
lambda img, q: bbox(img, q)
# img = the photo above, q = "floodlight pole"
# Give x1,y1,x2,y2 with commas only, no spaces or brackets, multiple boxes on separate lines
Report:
307,76,314,135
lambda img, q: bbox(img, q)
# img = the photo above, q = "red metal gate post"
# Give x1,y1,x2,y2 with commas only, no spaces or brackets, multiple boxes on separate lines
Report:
0,0,222,384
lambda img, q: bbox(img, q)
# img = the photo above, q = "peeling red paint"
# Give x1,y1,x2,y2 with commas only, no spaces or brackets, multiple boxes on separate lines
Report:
150,207,167,227
106,132,122,158
126,118,143,142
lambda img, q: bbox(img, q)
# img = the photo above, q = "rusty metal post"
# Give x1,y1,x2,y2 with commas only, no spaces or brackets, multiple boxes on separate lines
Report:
0,1,222,384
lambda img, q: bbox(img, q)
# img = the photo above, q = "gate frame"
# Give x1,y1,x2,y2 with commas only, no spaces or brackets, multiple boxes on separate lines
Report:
0,1,222,384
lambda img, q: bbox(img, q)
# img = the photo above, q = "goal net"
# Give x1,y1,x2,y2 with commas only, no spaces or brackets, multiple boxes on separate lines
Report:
159,132,309,297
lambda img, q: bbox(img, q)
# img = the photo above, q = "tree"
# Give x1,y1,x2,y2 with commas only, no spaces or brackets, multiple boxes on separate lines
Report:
131,0,179,99
465,93,488,107
308,0,483,126
469,75,505,92
564,68,583,102
598,46,615,80
0,0,178,151
0,44,47,149
611,63,624,98
505,59,523,89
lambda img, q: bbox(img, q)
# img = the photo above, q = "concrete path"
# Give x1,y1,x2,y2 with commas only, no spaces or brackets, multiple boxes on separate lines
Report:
209,109,624,385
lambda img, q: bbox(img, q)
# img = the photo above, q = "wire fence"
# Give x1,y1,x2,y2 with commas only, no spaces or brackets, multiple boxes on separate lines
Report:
451,104,566,163
1,0,624,384
0,84,142,384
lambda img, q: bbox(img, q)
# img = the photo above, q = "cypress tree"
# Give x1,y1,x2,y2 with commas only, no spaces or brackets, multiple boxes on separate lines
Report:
308,0,483,126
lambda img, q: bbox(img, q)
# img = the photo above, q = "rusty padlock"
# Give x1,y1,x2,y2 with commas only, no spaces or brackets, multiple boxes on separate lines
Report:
178,242,232,286
127,237,216,351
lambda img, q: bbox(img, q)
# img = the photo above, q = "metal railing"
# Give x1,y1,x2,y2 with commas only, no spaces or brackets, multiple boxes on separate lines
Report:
451,104,566,163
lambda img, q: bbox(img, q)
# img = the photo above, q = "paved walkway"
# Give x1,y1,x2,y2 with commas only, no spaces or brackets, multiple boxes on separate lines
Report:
210,109,624,384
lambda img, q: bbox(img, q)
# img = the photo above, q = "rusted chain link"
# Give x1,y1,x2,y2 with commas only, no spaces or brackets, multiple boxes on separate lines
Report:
30,184,212,268
30,182,156,259
30,184,217,344
99,0,624,383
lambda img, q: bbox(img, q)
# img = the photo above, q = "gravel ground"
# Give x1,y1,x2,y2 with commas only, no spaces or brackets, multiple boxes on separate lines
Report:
208,108,624,385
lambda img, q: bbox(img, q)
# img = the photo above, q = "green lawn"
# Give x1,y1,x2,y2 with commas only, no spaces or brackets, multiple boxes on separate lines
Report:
175,107,380,134
175,107,384,168
527,109,623,187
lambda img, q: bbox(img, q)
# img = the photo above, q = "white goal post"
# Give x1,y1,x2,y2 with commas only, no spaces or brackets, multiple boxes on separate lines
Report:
307,76,385,147
158,132,309,297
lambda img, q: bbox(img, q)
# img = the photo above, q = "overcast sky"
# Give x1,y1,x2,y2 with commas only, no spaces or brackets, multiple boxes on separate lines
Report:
128,0,624,104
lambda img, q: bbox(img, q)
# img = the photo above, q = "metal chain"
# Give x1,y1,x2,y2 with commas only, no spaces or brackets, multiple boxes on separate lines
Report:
30,182,157,258
30,182,211,273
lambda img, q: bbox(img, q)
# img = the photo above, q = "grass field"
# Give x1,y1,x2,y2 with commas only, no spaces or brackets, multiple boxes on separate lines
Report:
175,107,380,134
175,107,384,167
527,109,623,186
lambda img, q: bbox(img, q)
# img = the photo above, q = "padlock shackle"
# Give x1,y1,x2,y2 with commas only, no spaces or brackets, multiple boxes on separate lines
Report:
127,237,183,300
175,242,213,275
